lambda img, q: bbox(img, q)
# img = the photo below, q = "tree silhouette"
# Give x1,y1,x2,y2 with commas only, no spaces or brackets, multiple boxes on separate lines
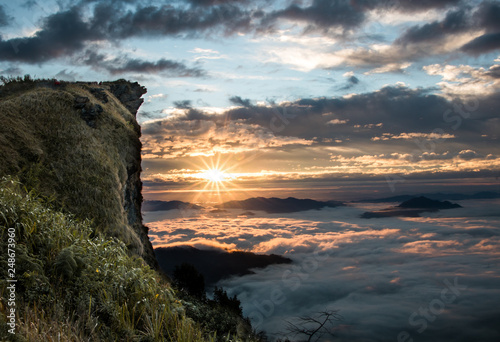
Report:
213,286,243,315
282,310,342,342
173,262,205,299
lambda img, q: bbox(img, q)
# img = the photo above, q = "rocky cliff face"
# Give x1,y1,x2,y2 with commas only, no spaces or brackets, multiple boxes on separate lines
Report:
105,80,157,268
106,81,158,268
0,79,157,268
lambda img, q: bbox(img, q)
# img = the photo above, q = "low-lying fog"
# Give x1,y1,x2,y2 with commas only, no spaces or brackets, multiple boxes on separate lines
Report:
144,199,500,341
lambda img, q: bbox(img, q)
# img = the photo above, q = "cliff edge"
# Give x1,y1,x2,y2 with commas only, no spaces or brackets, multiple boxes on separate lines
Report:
0,78,156,268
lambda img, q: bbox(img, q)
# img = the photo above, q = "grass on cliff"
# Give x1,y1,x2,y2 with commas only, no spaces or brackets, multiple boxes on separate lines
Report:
0,76,145,257
0,177,212,341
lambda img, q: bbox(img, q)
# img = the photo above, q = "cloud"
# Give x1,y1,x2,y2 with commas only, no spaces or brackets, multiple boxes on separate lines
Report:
395,7,471,46
229,96,253,107
54,69,79,81
141,83,500,180
338,75,360,90
173,100,194,109
371,132,455,141
390,1,500,57
364,62,411,74
140,80,499,189
0,2,254,64
327,119,349,125
111,3,253,38
0,7,98,63
352,0,462,13
267,0,366,33
1,0,493,69
78,50,207,77
107,58,206,76
423,61,500,97
0,66,22,75
264,0,464,36
144,202,500,341
461,32,500,54
141,118,314,159
188,0,250,6
458,149,480,160
0,5,10,27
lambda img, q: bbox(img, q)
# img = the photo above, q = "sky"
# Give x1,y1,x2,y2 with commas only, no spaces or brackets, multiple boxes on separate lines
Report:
1,0,500,199
143,200,500,341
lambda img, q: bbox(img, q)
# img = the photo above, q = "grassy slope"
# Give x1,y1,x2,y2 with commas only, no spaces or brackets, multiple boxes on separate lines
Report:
0,80,149,256
0,177,206,341
0,78,261,342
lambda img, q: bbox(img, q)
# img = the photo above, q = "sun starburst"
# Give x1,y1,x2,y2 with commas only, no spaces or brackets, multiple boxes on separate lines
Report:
200,168,226,183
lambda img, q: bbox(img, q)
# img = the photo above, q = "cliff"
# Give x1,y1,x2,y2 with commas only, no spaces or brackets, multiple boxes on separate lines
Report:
0,78,156,268
0,77,264,342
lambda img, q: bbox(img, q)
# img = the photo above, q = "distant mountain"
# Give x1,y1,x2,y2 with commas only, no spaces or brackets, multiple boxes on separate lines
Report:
154,246,292,286
217,197,344,213
143,200,202,211
398,196,462,209
361,196,462,219
355,191,500,203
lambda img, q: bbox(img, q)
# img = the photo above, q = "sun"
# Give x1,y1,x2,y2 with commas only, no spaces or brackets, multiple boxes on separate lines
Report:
201,168,226,183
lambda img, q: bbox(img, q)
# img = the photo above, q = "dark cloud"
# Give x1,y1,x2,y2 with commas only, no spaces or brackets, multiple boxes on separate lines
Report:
229,96,253,107
0,66,22,76
0,2,254,63
0,7,99,63
266,0,463,34
268,0,366,32
111,4,253,38
151,85,499,164
457,149,480,160
486,65,500,78
0,5,10,27
108,58,206,77
474,0,500,31
188,0,250,6
461,32,500,55
1,0,496,71
396,8,470,45
174,100,194,109
391,1,500,57
459,1,500,55
338,75,360,90
223,86,451,139
54,69,79,81
78,50,206,77
352,0,462,12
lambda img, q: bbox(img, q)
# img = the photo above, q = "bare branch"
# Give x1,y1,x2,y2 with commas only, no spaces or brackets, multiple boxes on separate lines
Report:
282,309,343,342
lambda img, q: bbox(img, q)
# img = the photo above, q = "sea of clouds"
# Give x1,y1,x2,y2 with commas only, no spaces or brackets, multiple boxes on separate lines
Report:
144,199,500,341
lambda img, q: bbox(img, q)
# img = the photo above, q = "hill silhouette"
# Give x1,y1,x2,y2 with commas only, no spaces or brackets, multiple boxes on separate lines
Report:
155,246,292,286
398,196,462,209
143,200,202,211
217,197,344,213
362,196,462,218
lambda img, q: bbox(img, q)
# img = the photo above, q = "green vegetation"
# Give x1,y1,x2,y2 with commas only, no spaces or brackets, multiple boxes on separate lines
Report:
0,177,205,341
172,264,255,340
0,77,263,341
0,75,145,257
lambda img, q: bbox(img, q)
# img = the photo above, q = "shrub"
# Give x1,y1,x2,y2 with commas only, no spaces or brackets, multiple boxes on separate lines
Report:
0,177,203,341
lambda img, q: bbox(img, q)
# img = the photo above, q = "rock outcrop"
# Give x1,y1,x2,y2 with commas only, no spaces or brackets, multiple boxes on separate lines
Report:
0,79,157,269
